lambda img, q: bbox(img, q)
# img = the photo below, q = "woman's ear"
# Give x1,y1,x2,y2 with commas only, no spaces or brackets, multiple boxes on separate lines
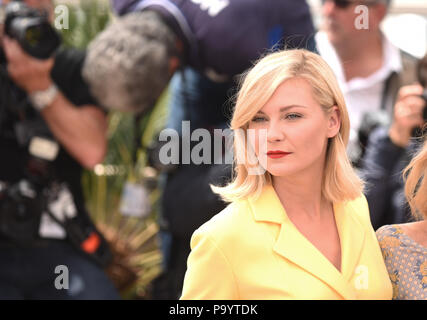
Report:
327,106,341,138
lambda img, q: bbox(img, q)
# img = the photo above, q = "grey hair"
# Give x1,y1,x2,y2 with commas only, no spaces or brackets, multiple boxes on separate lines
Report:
83,11,177,113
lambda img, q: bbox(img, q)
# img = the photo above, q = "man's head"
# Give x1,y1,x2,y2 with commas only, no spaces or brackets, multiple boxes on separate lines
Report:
321,0,391,46
83,10,180,113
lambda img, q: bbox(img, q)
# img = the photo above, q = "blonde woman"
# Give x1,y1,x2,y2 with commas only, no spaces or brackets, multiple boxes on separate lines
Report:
376,137,427,300
179,49,392,300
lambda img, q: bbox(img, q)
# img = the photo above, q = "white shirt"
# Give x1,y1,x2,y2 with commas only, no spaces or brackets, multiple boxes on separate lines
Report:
315,31,402,158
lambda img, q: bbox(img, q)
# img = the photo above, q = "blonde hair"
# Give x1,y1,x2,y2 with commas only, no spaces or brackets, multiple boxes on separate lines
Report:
403,137,427,220
212,49,364,203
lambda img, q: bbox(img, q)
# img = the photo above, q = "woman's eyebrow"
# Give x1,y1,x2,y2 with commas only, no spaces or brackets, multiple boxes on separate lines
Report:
256,105,308,115
279,105,308,112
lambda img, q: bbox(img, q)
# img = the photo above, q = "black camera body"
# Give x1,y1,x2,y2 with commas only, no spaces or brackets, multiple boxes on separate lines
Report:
4,0,61,59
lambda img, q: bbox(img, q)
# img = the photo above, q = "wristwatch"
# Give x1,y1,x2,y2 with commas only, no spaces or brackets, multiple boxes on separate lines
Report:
29,84,59,111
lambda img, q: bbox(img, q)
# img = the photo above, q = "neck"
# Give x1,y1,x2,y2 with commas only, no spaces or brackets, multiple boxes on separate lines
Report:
334,31,383,81
272,165,330,221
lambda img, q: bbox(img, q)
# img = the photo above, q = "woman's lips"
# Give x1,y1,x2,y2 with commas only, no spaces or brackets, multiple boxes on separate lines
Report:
266,151,291,159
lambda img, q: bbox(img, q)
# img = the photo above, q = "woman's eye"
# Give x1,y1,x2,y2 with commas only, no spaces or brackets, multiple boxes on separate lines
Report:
285,113,302,120
251,116,267,123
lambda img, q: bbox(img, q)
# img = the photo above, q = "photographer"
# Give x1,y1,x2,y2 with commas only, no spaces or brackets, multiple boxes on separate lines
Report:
0,0,119,299
361,63,427,231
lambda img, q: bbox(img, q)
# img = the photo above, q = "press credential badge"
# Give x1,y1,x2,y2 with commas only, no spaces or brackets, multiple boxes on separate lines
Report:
119,182,151,218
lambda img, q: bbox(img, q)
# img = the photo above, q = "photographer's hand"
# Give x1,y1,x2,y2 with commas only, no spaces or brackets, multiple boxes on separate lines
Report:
389,84,426,148
3,36,54,93
2,36,107,169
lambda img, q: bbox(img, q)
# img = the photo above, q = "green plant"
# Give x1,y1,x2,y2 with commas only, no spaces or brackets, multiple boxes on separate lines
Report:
59,0,111,49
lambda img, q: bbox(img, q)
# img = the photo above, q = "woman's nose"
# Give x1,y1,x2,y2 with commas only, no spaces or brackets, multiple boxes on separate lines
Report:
267,121,284,142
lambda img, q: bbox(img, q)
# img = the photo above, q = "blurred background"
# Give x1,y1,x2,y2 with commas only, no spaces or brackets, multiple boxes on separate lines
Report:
309,0,427,58
52,0,427,299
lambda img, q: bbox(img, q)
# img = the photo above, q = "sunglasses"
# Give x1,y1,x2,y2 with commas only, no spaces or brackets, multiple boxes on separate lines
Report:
321,0,380,9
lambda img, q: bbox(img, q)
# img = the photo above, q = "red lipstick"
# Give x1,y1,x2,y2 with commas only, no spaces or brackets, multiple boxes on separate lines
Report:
267,150,291,159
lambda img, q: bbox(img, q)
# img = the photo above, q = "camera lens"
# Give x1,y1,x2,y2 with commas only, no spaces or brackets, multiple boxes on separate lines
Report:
24,25,43,47
5,1,61,59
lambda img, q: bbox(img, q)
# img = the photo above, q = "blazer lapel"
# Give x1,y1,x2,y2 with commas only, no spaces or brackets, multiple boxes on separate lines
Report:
333,200,367,282
248,185,366,300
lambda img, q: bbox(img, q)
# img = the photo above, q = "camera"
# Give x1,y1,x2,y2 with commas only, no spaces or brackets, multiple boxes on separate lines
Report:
3,0,61,59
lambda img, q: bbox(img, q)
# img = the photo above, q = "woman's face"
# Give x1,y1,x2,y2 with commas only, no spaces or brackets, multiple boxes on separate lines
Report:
247,77,340,178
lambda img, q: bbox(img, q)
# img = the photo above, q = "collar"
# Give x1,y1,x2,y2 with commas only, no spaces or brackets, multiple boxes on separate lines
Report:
247,184,367,299
315,31,402,92
247,184,287,225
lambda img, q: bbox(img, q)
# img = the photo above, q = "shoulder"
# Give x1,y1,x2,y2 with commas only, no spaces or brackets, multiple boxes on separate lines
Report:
182,201,249,299
189,198,264,260
52,48,86,78
399,49,419,85
368,126,390,143
52,48,98,107
399,49,418,68
192,200,251,245
345,194,371,224
376,224,402,238
376,224,405,251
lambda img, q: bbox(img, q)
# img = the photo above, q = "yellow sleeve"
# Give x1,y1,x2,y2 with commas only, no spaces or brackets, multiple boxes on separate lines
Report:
180,228,239,300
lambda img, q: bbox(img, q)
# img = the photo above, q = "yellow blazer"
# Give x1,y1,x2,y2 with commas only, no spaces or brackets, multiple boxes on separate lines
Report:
180,185,393,300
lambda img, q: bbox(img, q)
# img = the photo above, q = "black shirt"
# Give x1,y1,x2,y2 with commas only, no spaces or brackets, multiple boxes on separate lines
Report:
0,47,98,213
